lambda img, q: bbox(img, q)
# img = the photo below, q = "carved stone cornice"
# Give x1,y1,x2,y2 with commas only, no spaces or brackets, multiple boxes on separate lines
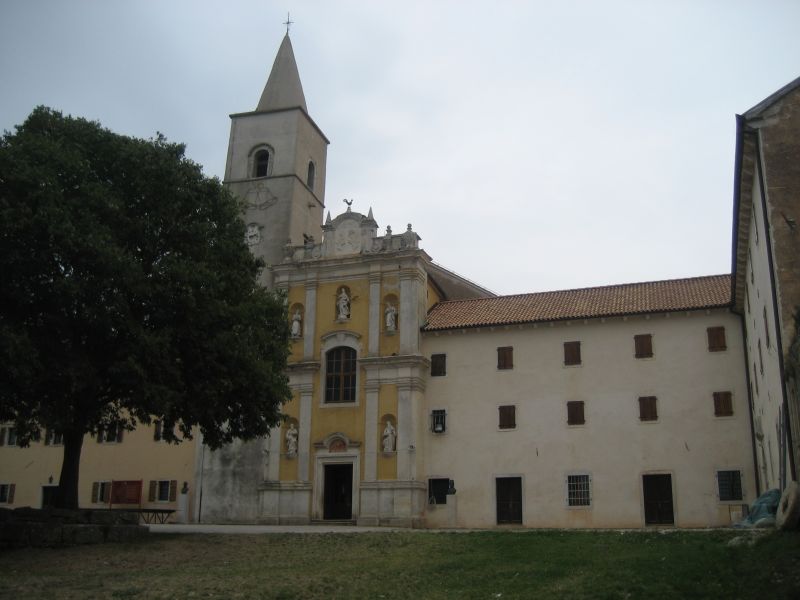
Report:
359,354,430,370
287,361,321,374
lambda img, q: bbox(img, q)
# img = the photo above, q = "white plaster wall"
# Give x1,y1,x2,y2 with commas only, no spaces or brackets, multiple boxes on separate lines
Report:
745,162,786,491
421,310,753,528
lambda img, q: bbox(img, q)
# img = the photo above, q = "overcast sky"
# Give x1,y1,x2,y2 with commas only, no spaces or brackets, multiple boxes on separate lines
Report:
2,1,799,295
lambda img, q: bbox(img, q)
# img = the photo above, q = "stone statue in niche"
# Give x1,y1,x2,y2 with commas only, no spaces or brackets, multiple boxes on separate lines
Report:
285,423,298,458
291,309,302,338
337,287,351,320
382,419,396,452
384,302,397,332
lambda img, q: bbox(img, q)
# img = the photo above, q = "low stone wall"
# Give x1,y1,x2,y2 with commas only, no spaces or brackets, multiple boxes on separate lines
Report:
0,507,148,549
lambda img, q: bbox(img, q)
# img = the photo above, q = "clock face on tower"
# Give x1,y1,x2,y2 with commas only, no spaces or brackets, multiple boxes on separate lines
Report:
245,223,261,246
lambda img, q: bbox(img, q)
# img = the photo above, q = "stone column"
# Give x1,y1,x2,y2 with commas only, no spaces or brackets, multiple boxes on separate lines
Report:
397,383,413,480
398,269,420,355
298,384,313,482
364,379,380,481
368,272,381,356
265,425,281,481
303,279,318,360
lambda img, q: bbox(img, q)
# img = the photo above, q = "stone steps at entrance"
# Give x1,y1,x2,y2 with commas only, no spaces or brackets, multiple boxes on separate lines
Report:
311,519,356,526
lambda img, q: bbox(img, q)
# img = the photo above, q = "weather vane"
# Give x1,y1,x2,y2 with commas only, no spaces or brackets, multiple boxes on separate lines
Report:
343,198,354,207
283,12,294,34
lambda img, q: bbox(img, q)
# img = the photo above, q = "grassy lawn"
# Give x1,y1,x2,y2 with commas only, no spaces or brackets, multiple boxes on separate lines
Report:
1,529,799,599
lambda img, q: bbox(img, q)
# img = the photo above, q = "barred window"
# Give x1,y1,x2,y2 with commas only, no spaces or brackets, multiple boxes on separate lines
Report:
428,478,449,505
713,392,733,417
431,409,446,433
717,470,743,501
325,347,357,403
567,474,591,507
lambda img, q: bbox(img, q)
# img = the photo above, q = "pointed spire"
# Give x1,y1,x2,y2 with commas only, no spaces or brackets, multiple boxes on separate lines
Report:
325,212,332,225
367,207,374,220
257,34,307,112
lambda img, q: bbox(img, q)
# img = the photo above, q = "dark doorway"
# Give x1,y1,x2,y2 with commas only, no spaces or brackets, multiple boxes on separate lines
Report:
496,477,522,524
643,474,674,525
323,463,353,520
41,486,58,509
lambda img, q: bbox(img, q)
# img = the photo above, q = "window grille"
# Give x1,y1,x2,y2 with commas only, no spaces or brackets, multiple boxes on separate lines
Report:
567,474,591,506
431,410,446,433
717,470,743,501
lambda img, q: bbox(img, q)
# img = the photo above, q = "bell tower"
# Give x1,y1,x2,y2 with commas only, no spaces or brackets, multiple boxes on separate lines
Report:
224,34,328,287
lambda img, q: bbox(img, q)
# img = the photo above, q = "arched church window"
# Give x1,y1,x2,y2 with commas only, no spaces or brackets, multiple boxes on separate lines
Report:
325,347,357,403
254,149,270,178
307,161,315,191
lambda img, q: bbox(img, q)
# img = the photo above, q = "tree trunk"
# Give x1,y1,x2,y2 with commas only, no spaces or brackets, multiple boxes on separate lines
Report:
56,429,84,509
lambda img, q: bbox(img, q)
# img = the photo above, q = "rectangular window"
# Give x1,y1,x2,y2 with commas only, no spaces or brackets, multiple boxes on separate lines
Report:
498,405,516,430
0,427,18,447
149,479,177,503
567,474,591,507
96,424,123,444
638,396,658,421
567,401,585,425
428,478,449,505
431,409,447,433
634,334,653,358
430,354,447,377
707,327,727,352
497,347,513,370
713,391,733,417
0,483,15,504
717,470,743,501
44,429,63,446
564,341,581,366
92,481,111,504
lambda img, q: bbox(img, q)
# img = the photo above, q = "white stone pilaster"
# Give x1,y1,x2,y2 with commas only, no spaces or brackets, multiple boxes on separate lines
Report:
364,379,380,481
266,425,281,481
399,270,420,355
397,383,413,480
368,272,382,356
298,384,313,481
303,280,317,360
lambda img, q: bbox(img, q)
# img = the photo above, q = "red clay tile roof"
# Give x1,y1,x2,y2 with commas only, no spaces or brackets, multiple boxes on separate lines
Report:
423,274,732,331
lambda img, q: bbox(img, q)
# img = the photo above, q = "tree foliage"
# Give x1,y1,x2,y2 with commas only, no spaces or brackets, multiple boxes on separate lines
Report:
0,107,291,507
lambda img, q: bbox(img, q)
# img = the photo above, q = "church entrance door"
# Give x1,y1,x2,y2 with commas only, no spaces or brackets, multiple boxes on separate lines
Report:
323,463,353,520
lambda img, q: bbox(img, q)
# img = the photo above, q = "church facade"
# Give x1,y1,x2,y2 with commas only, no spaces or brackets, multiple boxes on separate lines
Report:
2,36,797,529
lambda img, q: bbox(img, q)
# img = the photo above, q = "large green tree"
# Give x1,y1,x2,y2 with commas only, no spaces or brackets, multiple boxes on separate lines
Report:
0,107,291,509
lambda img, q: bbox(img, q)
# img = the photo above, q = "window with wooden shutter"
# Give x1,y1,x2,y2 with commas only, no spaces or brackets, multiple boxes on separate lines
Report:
707,327,727,352
111,480,142,505
431,354,447,377
567,401,585,425
498,405,516,429
564,341,581,366
638,396,658,421
497,347,513,370
713,391,733,417
634,334,653,358
169,480,178,502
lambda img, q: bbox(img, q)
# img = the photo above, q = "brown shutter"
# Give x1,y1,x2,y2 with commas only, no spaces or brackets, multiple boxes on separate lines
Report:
7,484,14,504
148,480,156,502
638,396,657,421
169,480,178,502
497,347,513,370
498,405,516,429
714,392,733,416
92,482,99,503
634,335,653,358
567,401,585,425
564,342,581,366
707,327,727,351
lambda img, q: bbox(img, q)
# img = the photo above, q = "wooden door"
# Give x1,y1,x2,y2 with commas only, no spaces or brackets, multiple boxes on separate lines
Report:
643,474,674,525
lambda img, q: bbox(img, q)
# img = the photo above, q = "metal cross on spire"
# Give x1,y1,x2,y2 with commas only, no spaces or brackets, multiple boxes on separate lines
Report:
283,12,294,34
